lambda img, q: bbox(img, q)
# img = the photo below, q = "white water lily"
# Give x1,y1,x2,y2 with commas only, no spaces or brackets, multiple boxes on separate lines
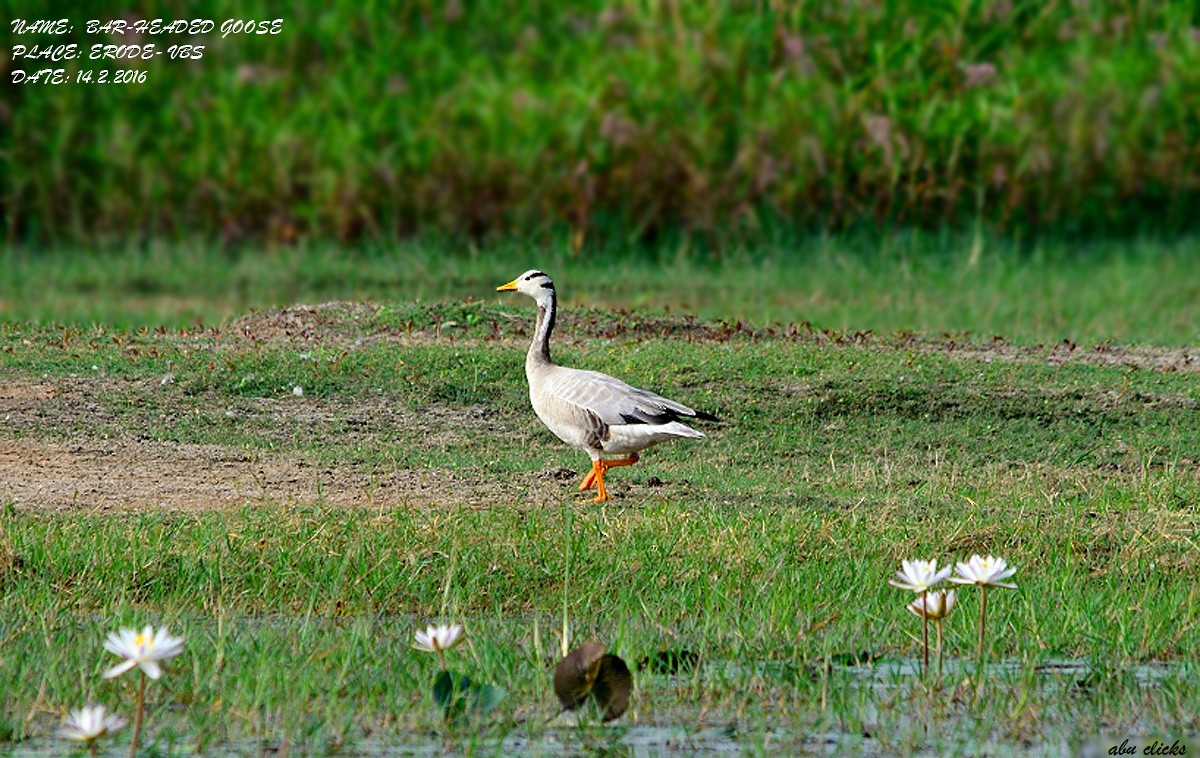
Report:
890,559,953,678
102,625,186,680
888,558,952,593
949,554,1017,589
58,704,127,743
907,589,957,620
413,623,464,653
908,589,958,681
950,555,1017,666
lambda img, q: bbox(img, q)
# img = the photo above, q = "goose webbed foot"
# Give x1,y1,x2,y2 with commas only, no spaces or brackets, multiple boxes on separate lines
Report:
577,454,640,502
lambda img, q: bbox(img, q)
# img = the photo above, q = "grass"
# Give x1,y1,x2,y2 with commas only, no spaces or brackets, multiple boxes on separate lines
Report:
3,504,1198,752
3,233,1200,343
2,286,1199,752
6,0,1200,244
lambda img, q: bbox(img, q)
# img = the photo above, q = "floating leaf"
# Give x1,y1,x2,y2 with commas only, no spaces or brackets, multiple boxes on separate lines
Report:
593,654,632,722
432,669,468,721
553,641,605,710
470,682,505,716
553,642,631,723
432,669,504,724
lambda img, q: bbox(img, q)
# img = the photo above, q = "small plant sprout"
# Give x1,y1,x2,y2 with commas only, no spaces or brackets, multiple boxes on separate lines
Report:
949,555,1017,664
102,625,186,758
908,589,957,680
59,705,127,757
889,559,952,675
413,623,465,670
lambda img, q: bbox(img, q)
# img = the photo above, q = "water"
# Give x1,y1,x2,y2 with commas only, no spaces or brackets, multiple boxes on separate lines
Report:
8,658,1194,756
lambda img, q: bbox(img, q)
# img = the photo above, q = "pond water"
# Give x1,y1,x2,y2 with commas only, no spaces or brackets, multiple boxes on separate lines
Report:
8,658,1194,756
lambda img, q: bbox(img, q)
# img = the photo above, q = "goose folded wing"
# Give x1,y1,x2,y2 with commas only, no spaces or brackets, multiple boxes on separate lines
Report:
548,368,712,426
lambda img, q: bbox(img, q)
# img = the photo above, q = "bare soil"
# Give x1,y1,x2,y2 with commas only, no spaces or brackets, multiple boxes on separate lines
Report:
0,433,511,513
0,374,642,512
2,303,1195,512
226,303,1200,373
0,371,536,512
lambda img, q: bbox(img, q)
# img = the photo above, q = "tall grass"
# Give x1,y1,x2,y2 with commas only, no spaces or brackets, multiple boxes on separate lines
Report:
5,0,1199,245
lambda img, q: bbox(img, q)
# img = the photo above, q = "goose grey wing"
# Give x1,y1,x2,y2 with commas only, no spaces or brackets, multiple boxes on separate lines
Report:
544,367,711,426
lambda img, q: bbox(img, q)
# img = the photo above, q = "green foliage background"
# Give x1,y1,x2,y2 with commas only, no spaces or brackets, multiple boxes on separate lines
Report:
4,0,1199,246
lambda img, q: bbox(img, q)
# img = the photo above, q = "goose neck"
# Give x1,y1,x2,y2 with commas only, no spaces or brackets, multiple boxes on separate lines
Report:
527,292,556,366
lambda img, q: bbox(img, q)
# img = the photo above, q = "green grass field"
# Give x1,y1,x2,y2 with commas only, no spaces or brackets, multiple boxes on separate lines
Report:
3,234,1200,342
1,241,1198,754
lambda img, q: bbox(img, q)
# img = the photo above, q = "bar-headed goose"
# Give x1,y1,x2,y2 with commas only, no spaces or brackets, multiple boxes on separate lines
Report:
497,270,717,502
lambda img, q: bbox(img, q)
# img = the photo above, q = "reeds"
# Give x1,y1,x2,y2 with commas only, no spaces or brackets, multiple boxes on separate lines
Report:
7,0,1198,245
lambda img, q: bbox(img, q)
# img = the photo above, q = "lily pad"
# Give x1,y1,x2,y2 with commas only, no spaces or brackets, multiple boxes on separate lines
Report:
593,654,632,722
553,642,632,722
432,669,504,724
553,640,606,710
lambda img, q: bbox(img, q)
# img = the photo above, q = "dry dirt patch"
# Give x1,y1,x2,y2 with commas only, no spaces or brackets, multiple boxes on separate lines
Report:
0,434,498,513
0,381,57,402
0,371,518,511
225,302,1200,373
0,372,589,512
225,301,386,344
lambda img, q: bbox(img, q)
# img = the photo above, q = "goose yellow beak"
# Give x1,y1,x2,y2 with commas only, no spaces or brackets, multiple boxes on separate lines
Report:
497,279,519,291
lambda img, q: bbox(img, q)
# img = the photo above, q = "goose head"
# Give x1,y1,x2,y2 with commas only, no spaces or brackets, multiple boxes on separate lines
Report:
497,270,556,303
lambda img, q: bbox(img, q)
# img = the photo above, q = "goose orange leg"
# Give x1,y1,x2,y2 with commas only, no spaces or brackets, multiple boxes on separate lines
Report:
578,453,640,491
578,453,639,502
